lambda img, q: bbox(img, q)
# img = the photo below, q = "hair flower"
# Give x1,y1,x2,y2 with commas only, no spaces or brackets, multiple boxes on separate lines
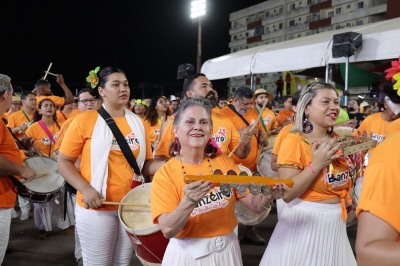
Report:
86,66,100,88
392,73,400,96
384,57,400,82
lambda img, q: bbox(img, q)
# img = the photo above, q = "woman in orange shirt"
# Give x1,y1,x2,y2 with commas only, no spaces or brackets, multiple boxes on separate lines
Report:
144,96,171,152
151,98,286,265
260,82,356,266
57,67,155,265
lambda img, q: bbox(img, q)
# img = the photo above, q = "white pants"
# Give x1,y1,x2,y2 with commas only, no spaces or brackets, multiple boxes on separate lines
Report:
0,208,12,264
70,194,82,260
75,205,133,266
18,195,31,213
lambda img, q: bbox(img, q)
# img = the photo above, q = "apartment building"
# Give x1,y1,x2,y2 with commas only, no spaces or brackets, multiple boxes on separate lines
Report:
228,0,399,94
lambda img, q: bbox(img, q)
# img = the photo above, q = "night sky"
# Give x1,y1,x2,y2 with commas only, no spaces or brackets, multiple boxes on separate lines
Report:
1,0,264,98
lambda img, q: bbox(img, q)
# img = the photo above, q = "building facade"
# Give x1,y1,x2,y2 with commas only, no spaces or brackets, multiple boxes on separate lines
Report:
228,0,399,95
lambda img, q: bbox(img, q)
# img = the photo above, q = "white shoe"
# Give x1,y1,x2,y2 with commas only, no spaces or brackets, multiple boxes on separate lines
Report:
11,209,19,219
20,211,30,221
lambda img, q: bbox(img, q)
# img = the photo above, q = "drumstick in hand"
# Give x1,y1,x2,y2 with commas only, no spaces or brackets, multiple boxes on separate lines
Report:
102,201,149,207
43,62,53,80
228,99,268,158
19,126,47,163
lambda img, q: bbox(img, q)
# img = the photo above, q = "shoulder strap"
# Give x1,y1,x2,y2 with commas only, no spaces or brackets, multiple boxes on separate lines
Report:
38,120,56,144
254,107,268,133
228,104,250,126
21,110,31,122
97,107,141,176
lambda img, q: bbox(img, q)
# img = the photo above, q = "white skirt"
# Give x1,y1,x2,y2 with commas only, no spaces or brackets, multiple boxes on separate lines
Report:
162,232,243,266
260,198,356,266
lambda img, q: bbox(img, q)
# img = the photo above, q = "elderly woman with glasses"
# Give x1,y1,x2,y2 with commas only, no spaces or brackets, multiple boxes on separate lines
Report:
260,82,357,266
151,98,287,266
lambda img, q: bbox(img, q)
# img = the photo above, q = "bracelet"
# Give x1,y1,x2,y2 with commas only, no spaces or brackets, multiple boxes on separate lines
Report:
261,201,273,210
307,163,316,174
185,195,198,206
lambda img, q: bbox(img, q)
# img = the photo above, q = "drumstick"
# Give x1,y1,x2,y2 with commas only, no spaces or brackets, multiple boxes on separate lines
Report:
43,62,53,80
43,71,57,77
19,126,47,163
102,201,149,207
19,170,53,183
228,99,268,158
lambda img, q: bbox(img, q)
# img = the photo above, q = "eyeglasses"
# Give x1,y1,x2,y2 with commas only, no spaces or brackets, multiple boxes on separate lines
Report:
79,98,96,104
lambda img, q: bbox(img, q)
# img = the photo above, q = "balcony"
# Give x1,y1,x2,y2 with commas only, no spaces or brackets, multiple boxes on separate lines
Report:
310,0,332,13
286,6,310,19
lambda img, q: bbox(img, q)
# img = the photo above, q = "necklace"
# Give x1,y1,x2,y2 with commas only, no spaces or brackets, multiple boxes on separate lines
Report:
179,155,213,175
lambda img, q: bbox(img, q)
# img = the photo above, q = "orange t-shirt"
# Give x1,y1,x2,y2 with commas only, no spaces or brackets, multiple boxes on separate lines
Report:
151,155,240,238
68,109,81,119
0,120,23,208
255,107,279,133
7,110,35,139
144,119,162,145
353,112,391,155
356,131,400,234
277,132,352,217
218,106,262,172
272,123,293,156
54,117,74,151
25,121,60,157
59,110,153,211
276,109,295,127
154,109,240,159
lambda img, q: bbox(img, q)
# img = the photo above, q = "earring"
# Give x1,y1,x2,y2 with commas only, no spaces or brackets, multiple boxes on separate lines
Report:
302,114,313,134
171,137,181,156
204,139,216,157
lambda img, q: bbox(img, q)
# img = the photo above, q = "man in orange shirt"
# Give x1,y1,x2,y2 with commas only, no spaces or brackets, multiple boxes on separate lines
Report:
276,95,295,127
253,88,280,136
0,74,35,263
7,92,36,139
33,74,75,108
219,86,268,245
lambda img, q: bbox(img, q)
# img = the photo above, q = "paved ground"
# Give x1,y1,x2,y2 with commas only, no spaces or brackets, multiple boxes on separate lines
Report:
3,206,357,266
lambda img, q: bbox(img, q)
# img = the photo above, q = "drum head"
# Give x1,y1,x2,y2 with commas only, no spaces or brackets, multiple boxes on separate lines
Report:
235,201,270,226
120,183,159,235
334,126,354,136
257,150,278,178
23,156,65,193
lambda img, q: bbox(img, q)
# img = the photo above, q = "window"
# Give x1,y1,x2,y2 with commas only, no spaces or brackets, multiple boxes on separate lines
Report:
289,20,295,27
279,23,283,29
356,20,363,26
328,11,334,17
336,7,341,14
358,2,364,9
265,11,269,17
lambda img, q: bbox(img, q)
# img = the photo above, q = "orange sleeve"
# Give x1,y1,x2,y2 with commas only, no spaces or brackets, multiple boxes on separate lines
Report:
54,118,73,151
272,124,293,155
356,133,400,232
277,133,308,170
143,120,153,160
154,121,174,158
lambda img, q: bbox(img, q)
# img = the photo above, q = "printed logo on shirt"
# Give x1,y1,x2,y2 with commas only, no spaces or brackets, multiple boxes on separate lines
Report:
263,115,272,125
40,132,59,146
190,187,231,217
212,127,227,147
326,170,350,188
111,132,140,151
371,133,384,143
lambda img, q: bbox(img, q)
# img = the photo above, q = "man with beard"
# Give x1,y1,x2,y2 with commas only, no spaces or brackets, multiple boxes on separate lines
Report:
253,88,280,136
219,86,269,245
152,73,252,173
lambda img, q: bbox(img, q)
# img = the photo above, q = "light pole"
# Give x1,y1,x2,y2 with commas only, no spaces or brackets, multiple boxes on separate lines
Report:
191,0,206,73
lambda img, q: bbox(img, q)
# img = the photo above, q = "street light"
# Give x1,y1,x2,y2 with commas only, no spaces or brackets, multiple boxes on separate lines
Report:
191,0,206,73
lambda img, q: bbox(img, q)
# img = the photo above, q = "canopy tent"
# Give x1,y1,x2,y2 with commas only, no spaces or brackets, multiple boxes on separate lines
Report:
201,17,400,80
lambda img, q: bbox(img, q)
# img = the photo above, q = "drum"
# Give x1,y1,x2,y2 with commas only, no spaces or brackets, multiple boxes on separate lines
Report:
235,164,271,225
257,150,278,178
119,183,169,266
22,156,65,203
334,126,354,136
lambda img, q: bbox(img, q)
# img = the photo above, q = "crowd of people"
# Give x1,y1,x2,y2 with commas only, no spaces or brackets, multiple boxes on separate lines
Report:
0,59,399,266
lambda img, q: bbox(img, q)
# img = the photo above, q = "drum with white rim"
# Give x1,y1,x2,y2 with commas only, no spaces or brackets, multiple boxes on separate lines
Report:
22,156,65,203
119,183,169,266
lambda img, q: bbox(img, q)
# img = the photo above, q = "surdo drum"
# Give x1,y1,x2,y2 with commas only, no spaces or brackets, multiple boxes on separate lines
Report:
119,183,169,265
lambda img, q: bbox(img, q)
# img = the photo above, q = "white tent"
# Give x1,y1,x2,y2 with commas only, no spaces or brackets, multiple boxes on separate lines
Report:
201,17,400,80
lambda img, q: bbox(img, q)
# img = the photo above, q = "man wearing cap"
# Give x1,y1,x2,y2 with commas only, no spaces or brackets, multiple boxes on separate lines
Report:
3,95,22,121
253,88,280,136
0,74,36,264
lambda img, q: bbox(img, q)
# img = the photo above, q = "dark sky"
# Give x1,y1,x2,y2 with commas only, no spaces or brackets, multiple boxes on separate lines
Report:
1,0,264,98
